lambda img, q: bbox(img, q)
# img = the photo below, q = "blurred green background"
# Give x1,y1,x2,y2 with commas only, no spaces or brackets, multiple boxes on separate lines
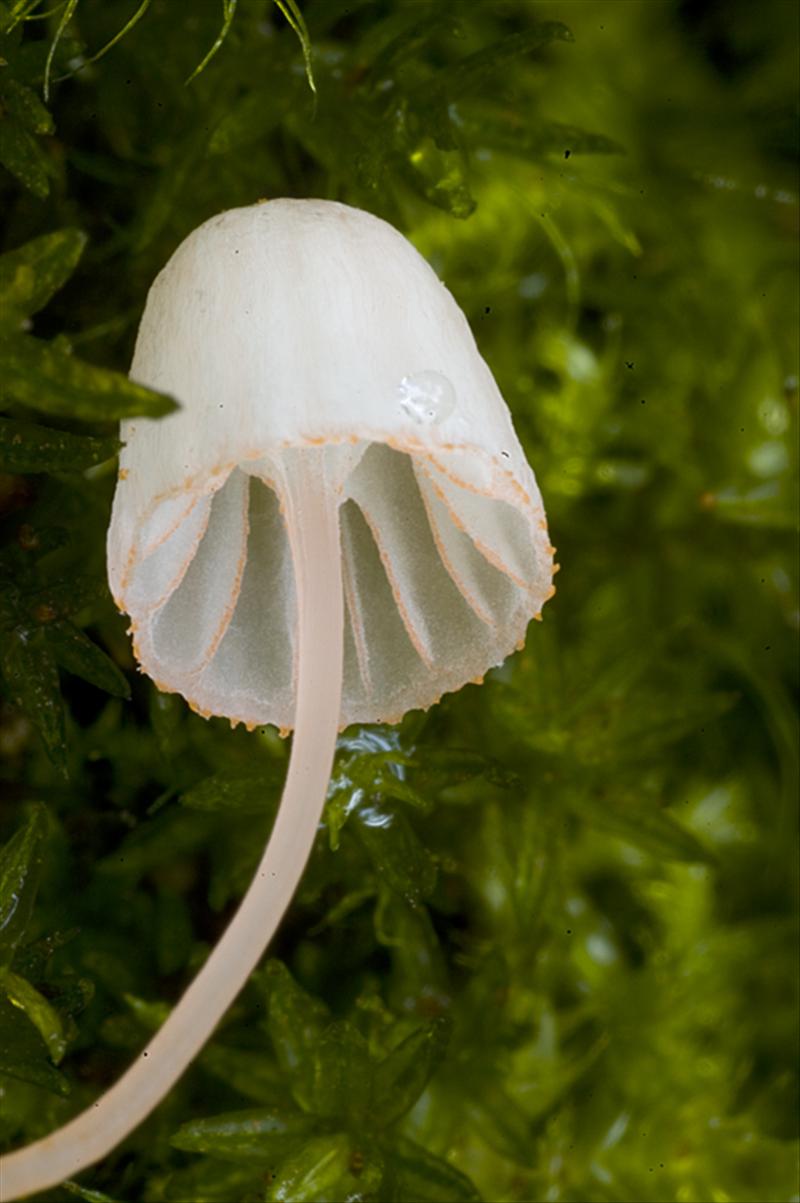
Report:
1,1,798,1201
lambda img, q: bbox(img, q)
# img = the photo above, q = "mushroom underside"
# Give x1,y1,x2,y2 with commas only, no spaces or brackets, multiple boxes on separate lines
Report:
128,443,551,728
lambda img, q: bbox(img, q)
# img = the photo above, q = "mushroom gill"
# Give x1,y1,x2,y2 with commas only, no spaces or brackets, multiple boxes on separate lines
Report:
128,442,551,732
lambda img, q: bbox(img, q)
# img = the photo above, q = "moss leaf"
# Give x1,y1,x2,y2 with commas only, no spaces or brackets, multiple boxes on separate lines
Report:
0,626,66,775
372,1018,450,1128
0,334,178,420
0,228,87,330
388,1135,482,1202
0,967,67,1063
47,621,130,700
0,416,118,473
0,805,46,968
0,113,49,196
171,1106,315,1162
266,1132,383,1203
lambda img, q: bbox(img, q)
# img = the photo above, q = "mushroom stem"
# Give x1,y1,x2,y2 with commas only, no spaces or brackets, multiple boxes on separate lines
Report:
0,457,344,1202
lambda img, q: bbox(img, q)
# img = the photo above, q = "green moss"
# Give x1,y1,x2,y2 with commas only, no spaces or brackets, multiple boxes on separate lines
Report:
0,1,797,1200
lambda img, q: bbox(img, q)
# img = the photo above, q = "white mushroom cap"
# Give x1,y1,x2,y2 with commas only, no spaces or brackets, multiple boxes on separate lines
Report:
107,199,555,730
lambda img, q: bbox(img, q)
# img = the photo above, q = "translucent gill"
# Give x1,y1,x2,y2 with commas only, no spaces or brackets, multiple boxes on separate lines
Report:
127,493,211,614
150,469,250,675
128,444,539,731
415,457,541,592
197,475,296,722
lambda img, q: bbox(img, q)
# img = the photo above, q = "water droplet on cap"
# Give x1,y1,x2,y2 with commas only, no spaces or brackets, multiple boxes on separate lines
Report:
398,371,455,425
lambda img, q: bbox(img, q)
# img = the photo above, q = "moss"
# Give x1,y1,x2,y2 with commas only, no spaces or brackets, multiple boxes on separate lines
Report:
0,2,797,1200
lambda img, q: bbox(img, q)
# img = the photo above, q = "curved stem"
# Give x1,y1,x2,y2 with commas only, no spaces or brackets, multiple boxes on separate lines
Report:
0,457,344,1202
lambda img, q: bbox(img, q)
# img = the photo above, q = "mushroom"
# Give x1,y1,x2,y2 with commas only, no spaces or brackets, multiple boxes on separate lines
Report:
0,199,555,1201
